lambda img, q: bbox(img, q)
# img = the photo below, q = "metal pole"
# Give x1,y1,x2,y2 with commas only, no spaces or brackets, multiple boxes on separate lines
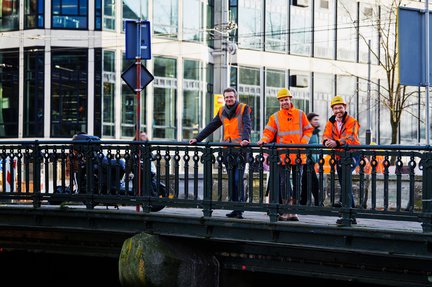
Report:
136,20,142,212
366,39,372,145
426,0,430,145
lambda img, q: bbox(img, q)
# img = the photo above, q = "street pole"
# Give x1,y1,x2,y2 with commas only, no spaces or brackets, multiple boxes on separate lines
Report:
135,21,142,212
426,0,431,145
366,40,372,145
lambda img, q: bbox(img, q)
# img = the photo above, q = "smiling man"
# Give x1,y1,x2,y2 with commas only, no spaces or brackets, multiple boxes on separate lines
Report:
189,87,251,219
323,95,360,223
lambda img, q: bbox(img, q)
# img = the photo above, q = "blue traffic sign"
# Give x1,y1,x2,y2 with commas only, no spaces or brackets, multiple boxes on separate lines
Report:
399,7,432,86
125,20,152,60
121,63,154,92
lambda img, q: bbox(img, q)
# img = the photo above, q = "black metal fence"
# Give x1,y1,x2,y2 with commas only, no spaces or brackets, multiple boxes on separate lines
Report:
0,140,431,232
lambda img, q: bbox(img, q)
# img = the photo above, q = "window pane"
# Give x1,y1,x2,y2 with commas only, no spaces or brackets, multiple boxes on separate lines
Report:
153,57,177,139
0,49,19,137
153,0,178,38
183,60,201,139
238,0,264,50
24,47,45,137
51,49,88,137
238,66,260,141
265,0,287,52
290,3,312,56
1,0,19,31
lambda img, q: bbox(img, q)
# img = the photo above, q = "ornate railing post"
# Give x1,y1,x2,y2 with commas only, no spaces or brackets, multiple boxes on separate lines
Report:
202,143,213,217
421,151,432,232
267,144,279,223
141,141,153,213
337,149,355,226
32,141,41,208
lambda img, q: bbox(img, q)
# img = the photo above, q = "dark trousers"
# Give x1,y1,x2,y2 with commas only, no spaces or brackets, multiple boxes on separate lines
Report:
277,164,302,203
224,151,248,209
300,164,319,206
336,155,360,208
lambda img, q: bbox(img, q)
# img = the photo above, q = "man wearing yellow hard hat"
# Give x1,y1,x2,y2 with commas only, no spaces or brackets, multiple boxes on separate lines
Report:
323,95,360,224
258,88,313,221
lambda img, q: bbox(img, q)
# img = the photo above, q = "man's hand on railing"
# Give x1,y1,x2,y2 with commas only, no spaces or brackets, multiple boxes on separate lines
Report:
257,140,265,146
189,138,198,145
240,139,249,147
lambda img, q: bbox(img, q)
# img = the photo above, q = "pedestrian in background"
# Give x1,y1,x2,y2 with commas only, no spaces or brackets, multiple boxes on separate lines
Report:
300,112,321,206
189,87,251,219
257,88,313,221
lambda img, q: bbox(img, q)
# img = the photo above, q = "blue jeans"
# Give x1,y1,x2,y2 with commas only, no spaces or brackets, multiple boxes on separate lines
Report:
336,155,360,208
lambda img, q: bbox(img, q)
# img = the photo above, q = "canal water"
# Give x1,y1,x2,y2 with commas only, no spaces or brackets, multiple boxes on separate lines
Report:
0,250,386,286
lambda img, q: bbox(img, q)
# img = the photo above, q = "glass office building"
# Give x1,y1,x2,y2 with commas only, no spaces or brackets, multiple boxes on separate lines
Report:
0,0,427,144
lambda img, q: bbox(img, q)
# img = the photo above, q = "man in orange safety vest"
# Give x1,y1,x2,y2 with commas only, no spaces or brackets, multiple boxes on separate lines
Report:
257,88,313,221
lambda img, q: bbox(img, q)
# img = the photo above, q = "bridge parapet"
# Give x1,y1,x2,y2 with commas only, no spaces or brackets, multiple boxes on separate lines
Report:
0,140,430,231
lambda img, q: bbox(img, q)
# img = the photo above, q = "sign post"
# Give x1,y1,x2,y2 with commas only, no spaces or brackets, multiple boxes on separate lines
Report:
123,20,153,212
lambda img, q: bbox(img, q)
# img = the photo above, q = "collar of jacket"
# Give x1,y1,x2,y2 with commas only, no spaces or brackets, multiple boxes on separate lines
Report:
223,101,240,119
329,111,347,123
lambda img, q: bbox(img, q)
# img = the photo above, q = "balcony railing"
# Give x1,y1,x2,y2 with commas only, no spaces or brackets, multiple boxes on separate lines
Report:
0,140,430,232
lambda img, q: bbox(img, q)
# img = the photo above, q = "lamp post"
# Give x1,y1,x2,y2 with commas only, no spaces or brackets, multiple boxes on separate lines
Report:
366,40,372,145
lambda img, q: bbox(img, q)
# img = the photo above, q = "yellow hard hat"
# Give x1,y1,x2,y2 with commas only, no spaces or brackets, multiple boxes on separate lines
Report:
330,95,346,107
277,88,292,99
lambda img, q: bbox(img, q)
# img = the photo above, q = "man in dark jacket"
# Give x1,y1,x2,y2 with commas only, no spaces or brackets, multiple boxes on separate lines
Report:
189,87,251,219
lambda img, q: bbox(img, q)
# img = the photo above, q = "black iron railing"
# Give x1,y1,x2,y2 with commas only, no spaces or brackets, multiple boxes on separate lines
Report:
0,140,430,232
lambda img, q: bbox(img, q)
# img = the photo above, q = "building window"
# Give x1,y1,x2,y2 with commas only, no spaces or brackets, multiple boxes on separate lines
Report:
94,48,102,137
52,0,88,29
103,50,115,137
182,59,202,140
95,0,102,30
238,66,261,141
336,1,357,62
0,49,19,137
0,0,19,31
153,0,178,38
51,49,88,137
290,2,312,56
183,0,203,42
314,0,334,59
313,73,334,121
153,57,177,139
265,0,288,52
123,0,147,25
238,0,264,50
24,47,45,137
25,0,44,29
103,0,115,30
289,71,311,113
265,69,285,121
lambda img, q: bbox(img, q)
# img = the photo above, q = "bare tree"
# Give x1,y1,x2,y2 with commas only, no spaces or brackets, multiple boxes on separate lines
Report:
341,0,420,144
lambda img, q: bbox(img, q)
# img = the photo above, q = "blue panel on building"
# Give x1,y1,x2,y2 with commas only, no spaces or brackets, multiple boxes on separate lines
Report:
398,7,432,86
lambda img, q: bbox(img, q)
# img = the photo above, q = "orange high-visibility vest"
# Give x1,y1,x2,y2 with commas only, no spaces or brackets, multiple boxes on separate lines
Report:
261,105,313,165
218,103,248,143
